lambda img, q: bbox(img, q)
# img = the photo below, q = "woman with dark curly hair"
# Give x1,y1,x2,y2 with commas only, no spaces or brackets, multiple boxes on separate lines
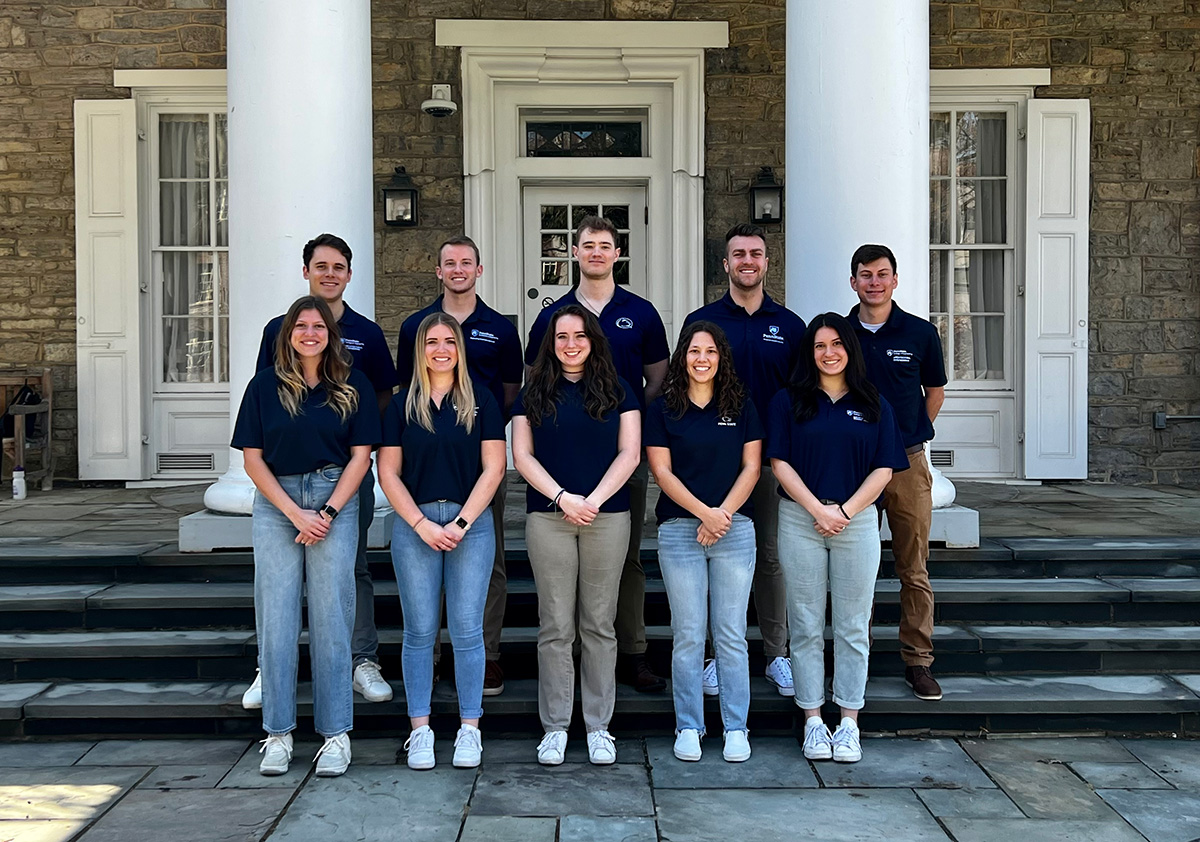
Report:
766,312,908,764
512,304,641,766
232,295,381,778
645,321,763,763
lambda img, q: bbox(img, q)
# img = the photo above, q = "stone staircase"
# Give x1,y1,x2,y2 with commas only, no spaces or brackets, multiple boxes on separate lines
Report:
0,535,1198,738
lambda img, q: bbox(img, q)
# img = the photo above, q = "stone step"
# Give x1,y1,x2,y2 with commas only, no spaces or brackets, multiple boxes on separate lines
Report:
9,674,1200,738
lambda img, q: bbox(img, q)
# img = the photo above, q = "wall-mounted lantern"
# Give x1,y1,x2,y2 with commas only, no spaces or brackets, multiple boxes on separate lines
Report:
382,166,419,227
749,166,783,225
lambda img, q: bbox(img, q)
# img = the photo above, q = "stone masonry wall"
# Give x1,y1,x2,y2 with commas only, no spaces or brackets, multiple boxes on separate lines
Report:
0,1,226,478
932,0,1200,483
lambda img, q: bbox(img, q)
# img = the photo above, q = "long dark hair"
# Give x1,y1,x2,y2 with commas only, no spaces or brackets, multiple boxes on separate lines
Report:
788,312,880,423
663,321,746,420
523,304,624,426
273,296,358,422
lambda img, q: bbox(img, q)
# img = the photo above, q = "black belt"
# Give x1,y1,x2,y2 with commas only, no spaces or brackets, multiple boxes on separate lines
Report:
905,443,925,455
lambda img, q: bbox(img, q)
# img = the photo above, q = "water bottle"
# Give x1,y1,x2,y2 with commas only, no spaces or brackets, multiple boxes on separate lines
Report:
12,466,26,501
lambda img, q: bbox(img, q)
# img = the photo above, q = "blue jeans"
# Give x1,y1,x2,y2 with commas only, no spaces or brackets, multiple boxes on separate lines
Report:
658,515,756,734
390,500,495,719
252,466,358,737
777,499,880,711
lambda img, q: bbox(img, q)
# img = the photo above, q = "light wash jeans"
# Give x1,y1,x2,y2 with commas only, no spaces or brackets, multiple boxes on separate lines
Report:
658,515,756,735
777,499,880,711
253,466,358,737
390,500,495,720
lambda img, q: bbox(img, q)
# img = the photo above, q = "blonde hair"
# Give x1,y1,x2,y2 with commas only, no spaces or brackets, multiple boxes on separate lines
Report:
274,296,359,423
405,312,476,434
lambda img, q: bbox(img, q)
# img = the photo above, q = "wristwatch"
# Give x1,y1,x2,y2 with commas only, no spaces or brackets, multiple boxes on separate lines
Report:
320,504,340,521
454,516,470,532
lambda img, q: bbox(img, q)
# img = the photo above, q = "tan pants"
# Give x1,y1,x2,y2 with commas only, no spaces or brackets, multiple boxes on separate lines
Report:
879,449,935,667
526,511,630,732
615,461,649,655
749,464,789,659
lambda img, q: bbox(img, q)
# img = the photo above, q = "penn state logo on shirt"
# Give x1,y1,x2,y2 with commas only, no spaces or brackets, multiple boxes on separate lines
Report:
717,415,737,427
341,337,365,352
845,409,867,422
762,325,784,345
887,348,914,363
470,328,499,345
615,317,634,330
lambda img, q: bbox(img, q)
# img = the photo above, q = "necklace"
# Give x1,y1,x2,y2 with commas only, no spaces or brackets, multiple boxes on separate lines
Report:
576,287,613,316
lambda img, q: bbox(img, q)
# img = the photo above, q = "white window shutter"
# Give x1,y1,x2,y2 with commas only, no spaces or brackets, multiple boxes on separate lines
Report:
74,99,145,479
1023,98,1090,479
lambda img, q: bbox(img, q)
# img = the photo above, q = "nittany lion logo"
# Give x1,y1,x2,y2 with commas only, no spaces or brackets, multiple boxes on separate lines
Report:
887,349,893,356
769,325,779,335
615,317,634,330
471,329,479,337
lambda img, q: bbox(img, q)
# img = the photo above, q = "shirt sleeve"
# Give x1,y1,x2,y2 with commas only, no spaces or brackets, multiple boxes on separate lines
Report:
524,309,549,366
642,308,670,366
617,377,641,414
872,398,911,472
742,398,765,443
347,372,383,447
255,321,277,373
499,321,524,385
921,321,949,388
395,318,416,389
764,388,792,462
230,377,265,450
363,325,400,392
785,312,807,384
510,388,527,418
381,392,407,447
642,398,669,448
477,389,506,441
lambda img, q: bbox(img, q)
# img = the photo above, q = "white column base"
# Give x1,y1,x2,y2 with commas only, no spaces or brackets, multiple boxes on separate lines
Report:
201,459,387,516
180,507,395,553
926,443,957,509
880,506,980,549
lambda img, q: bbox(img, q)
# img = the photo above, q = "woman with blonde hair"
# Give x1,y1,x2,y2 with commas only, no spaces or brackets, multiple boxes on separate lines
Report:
379,312,506,770
232,295,381,777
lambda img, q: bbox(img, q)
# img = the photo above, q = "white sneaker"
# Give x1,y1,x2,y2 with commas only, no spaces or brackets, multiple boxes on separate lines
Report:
587,730,617,765
723,730,751,763
537,730,568,766
405,725,436,770
315,732,351,777
765,656,794,697
802,716,833,761
673,728,702,762
453,724,483,768
352,661,394,702
831,718,862,763
242,670,262,710
258,733,293,776
702,659,719,696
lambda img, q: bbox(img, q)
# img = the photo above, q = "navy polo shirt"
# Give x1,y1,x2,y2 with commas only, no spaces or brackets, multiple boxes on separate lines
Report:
512,376,640,513
524,287,669,410
257,304,400,395
232,368,382,476
765,388,908,505
381,385,505,506
683,292,806,423
396,295,523,415
849,303,948,449
644,396,764,524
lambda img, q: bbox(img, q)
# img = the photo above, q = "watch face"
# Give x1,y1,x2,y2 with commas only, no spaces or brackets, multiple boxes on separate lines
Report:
456,517,468,528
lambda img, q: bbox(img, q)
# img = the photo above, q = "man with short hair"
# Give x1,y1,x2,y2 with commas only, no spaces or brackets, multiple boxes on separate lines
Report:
524,215,670,692
396,234,523,695
683,223,806,696
241,233,400,709
847,243,947,701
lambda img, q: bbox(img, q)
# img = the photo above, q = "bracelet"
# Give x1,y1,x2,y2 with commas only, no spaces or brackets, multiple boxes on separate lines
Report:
413,515,428,529
553,489,566,507
838,504,850,520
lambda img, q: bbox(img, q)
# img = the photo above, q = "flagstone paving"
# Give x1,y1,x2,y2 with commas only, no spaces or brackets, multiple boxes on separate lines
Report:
0,736,1191,840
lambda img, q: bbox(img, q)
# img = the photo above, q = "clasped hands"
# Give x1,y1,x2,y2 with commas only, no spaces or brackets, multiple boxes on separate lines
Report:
812,503,850,537
697,507,733,547
292,508,332,546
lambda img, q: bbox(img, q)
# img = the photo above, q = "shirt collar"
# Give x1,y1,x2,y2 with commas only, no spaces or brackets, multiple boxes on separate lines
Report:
720,290,781,317
435,294,496,325
849,301,907,331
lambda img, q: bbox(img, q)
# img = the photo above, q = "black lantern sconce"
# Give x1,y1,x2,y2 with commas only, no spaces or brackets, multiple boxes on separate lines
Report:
749,166,783,225
382,166,419,227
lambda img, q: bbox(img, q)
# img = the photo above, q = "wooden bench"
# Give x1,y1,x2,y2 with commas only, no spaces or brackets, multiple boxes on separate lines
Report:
1,370,55,492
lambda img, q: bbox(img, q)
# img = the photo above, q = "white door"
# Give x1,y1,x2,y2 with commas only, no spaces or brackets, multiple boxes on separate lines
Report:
520,186,647,338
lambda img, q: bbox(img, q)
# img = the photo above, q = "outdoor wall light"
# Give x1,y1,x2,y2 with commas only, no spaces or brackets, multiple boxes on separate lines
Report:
750,166,783,225
382,166,419,227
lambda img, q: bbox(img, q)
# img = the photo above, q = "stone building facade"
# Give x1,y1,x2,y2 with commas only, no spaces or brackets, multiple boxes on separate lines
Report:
0,0,1196,484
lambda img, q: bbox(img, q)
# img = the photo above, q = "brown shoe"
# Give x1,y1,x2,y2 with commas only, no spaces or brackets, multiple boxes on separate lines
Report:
617,653,666,693
483,660,505,696
905,665,943,700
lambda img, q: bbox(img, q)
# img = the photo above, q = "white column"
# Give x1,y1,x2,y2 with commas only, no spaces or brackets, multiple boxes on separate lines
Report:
785,1,929,321
204,0,375,514
785,2,955,507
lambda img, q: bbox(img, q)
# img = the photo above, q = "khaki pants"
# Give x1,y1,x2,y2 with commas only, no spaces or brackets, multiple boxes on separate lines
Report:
749,465,788,659
481,476,507,661
526,511,631,732
879,449,935,668
615,461,649,656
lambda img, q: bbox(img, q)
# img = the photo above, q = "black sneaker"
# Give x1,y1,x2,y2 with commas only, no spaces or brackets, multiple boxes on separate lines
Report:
617,653,666,693
905,665,943,700
483,660,505,696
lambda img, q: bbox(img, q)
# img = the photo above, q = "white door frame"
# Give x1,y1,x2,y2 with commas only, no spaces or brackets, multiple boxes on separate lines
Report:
440,20,728,343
